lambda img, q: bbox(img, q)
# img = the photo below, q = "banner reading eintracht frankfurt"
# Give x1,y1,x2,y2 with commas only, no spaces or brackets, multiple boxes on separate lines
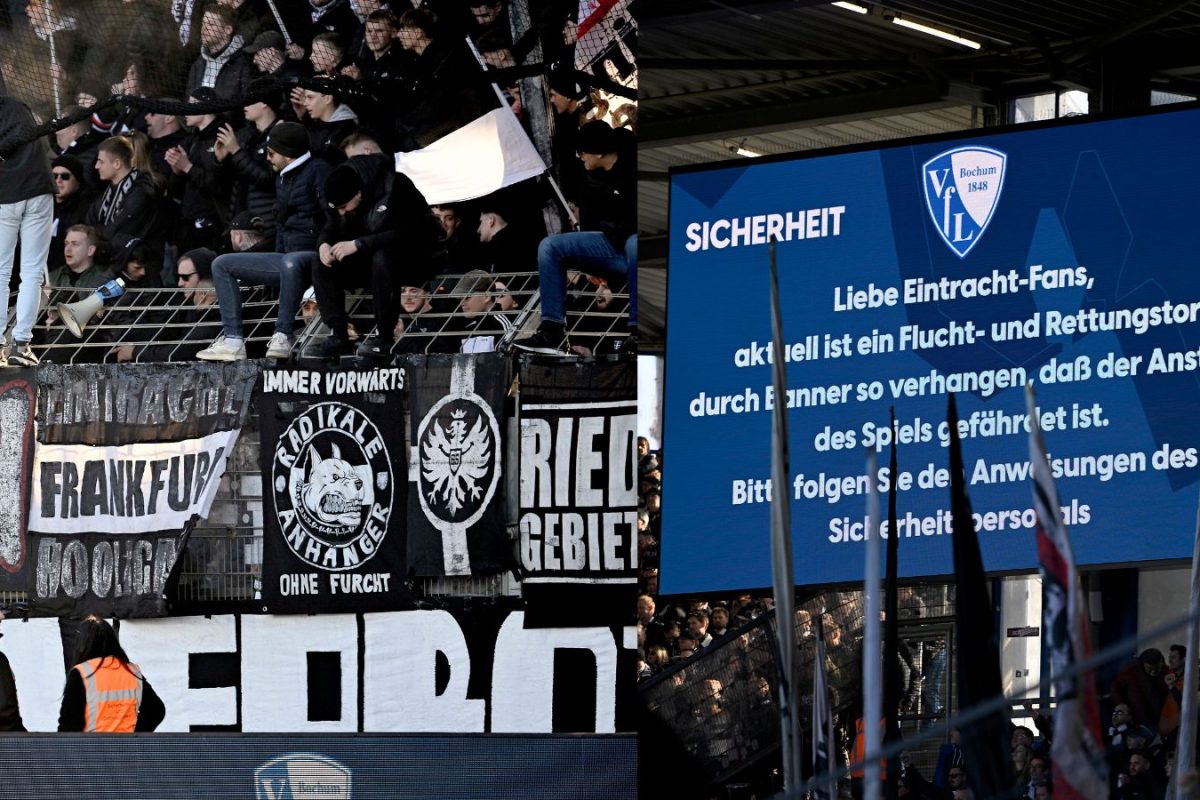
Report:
0,371,36,594
259,367,414,614
29,363,258,618
518,357,637,627
401,354,508,577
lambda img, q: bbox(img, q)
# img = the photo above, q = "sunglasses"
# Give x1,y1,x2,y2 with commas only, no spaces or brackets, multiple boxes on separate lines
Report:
52,172,75,180
177,271,197,280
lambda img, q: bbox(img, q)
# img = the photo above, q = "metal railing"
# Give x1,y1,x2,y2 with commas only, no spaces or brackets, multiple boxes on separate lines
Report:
33,270,631,363
13,269,630,605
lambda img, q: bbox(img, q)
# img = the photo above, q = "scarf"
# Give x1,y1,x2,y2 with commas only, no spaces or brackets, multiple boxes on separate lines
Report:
200,33,246,88
97,169,140,227
171,0,197,46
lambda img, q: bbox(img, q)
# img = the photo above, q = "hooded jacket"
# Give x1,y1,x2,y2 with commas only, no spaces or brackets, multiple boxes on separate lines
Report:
318,153,444,268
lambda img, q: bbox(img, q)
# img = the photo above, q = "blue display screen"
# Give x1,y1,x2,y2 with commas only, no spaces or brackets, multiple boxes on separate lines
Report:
662,106,1200,595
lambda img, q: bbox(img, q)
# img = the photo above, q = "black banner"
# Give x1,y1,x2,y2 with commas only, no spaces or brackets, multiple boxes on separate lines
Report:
259,367,413,613
29,363,259,618
0,372,36,594
401,353,508,577
517,357,638,627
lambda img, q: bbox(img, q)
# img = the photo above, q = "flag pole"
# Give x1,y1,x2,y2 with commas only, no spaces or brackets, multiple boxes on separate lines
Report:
814,614,838,800
768,237,801,792
948,393,1014,800
865,445,883,800
1027,383,1109,800
1173,492,1200,800
883,408,902,800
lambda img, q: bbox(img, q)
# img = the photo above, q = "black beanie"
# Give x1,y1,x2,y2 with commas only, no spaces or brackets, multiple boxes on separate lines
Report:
548,70,586,101
267,121,310,159
576,120,617,155
180,247,217,281
51,154,85,183
324,164,363,209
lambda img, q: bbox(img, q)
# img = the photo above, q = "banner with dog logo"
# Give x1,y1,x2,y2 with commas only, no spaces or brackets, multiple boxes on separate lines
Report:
401,353,508,577
517,357,638,627
29,363,259,618
258,367,414,613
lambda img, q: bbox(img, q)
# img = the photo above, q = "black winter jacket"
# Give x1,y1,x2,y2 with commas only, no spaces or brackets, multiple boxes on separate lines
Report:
227,119,280,240
275,155,332,253
318,153,444,268
0,97,54,204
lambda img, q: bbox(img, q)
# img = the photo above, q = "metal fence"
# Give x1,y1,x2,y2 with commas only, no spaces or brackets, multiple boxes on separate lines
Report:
639,586,958,787
36,270,631,363
11,271,630,606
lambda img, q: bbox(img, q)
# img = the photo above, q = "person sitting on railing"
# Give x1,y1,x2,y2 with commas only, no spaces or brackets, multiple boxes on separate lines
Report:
309,155,446,361
514,121,636,354
198,121,331,362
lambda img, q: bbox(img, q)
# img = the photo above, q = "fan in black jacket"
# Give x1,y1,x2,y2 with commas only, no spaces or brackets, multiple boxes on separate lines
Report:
312,153,446,360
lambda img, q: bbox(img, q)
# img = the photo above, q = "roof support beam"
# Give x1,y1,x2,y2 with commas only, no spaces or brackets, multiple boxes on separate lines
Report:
641,80,993,148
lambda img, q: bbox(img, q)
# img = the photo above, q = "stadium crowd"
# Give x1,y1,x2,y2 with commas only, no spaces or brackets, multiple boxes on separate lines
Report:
635,437,1198,800
0,0,636,364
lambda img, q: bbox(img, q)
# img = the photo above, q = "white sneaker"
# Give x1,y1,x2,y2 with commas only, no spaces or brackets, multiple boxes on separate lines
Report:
266,332,293,359
196,335,247,362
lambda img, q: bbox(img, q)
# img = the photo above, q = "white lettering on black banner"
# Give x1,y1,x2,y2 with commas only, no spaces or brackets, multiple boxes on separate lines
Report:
519,401,638,583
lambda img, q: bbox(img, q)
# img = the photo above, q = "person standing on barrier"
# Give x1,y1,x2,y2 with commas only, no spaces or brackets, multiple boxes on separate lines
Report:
0,85,56,368
198,122,331,362
59,615,165,732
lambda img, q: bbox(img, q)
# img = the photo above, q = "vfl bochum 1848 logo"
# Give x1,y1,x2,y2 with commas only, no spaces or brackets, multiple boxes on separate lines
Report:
922,145,1007,258
255,752,351,799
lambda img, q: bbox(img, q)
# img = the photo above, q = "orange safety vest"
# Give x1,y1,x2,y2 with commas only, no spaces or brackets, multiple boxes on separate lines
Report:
74,657,144,733
849,717,887,779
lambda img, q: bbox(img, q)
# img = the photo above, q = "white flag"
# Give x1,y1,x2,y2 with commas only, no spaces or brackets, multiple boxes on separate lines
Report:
394,109,546,206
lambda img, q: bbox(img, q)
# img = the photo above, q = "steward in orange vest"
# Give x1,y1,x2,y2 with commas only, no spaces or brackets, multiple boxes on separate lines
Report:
850,716,888,780
58,616,165,732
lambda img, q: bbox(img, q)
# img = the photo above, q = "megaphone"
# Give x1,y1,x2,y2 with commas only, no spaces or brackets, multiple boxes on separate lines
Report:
57,278,126,338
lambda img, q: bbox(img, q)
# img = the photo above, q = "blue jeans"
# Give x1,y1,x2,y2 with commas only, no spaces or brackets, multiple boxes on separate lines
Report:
0,193,53,342
537,232,637,327
211,251,316,338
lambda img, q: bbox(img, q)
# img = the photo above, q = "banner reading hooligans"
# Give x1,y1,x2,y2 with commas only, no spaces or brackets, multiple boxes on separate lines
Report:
259,367,412,613
518,357,637,626
401,354,507,577
30,363,258,618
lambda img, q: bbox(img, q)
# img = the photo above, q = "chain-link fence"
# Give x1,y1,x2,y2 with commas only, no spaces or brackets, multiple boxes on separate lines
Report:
639,585,958,786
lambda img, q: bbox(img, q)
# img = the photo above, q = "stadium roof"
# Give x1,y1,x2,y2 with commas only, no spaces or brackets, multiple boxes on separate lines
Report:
639,0,1200,346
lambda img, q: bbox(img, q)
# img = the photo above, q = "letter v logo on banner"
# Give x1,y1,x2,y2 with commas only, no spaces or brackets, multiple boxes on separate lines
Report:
922,145,1007,259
